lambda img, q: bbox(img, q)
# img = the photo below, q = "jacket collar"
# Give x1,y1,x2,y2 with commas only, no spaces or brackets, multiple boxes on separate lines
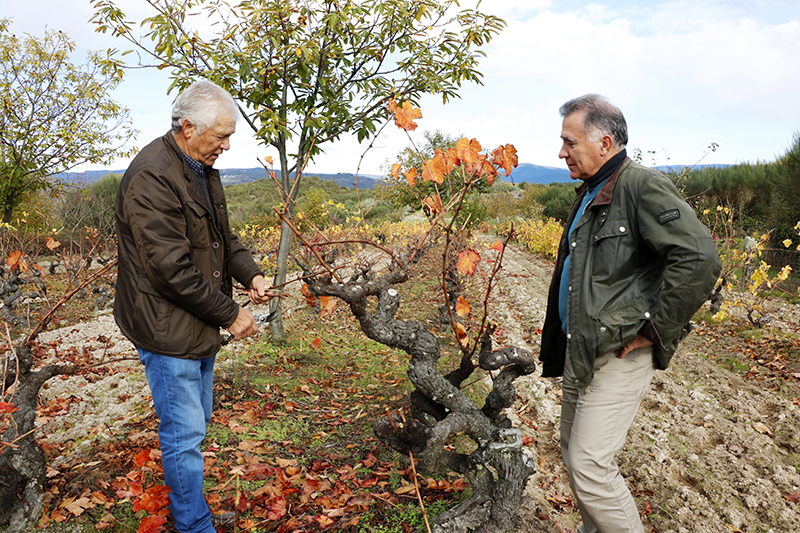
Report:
574,151,628,207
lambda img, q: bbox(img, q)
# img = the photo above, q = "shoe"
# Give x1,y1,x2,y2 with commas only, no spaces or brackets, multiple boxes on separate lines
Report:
210,512,235,527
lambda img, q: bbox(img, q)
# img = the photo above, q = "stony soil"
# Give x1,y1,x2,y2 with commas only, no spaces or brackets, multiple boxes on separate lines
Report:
31,242,800,533
489,242,800,533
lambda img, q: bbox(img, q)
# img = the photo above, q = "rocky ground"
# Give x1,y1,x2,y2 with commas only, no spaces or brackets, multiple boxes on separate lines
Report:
30,242,800,533
490,242,800,533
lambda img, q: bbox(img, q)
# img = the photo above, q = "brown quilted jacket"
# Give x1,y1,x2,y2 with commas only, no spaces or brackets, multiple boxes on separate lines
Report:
114,132,261,359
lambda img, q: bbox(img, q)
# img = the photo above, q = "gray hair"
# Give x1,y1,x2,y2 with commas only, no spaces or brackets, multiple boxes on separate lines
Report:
171,79,239,134
559,94,628,149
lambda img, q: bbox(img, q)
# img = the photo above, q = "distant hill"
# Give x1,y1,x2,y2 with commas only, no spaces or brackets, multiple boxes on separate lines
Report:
60,168,383,189
506,163,571,184
58,161,733,189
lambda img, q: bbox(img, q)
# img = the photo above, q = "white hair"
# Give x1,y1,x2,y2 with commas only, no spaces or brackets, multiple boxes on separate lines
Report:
171,79,239,134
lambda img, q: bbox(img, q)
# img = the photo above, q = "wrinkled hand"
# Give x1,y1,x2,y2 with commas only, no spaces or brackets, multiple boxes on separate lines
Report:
248,275,275,305
227,307,259,341
619,333,653,359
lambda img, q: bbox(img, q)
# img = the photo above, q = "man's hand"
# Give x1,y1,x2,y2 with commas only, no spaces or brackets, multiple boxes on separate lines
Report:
227,306,259,341
248,275,275,305
619,334,653,359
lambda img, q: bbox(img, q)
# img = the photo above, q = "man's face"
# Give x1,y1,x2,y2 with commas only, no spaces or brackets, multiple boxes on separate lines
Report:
183,115,236,167
558,110,606,181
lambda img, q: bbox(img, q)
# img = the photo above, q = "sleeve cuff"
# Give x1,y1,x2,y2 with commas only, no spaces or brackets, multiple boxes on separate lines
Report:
641,320,665,350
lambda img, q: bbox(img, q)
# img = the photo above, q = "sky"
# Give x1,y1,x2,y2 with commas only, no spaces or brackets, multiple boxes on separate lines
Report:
2,0,799,177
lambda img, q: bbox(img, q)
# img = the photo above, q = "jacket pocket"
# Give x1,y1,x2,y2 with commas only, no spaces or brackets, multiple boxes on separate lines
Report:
595,300,649,355
591,219,636,282
185,200,213,251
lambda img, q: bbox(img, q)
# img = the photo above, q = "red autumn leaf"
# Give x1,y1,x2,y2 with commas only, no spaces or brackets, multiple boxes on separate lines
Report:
390,163,401,181
137,515,167,533
266,496,288,520
405,167,418,187
300,283,316,307
785,492,800,503
455,296,471,318
489,241,504,252
0,401,19,414
456,249,481,276
134,449,154,467
310,338,322,350
421,151,446,185
134,485,171,514
423,195,443,216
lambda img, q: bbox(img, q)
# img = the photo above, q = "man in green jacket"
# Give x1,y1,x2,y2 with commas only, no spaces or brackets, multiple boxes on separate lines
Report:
115,79,272,533
539,94,721,533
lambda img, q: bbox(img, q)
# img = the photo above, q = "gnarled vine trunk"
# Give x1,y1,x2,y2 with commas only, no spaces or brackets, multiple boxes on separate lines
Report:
1,345,75,532
306,265,536,532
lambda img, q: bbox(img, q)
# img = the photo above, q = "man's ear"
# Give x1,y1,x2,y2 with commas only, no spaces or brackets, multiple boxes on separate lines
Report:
181,118,196,139
600,134,614,156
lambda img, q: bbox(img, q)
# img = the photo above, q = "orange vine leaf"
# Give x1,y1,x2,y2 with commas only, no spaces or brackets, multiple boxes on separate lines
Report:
319,296,337,318
423,195,443,216
456,249,481,276
455,296,471,317
391,163,401,181
454,322,469,347
6,250,22,270
405,167,418,186
0,401,19,414
490,241,504,252
421,151,446,184
392,100,422,131
300,283,316,307
455,137,481,165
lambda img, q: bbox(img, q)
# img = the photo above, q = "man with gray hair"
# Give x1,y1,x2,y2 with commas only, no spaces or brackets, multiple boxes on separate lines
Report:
115,79,272,532
539,94,720,532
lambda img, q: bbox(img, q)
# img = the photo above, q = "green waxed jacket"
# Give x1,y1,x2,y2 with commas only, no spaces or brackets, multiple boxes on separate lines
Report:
539,158,721,390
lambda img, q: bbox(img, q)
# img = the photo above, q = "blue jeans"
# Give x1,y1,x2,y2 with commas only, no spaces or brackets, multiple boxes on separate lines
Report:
137,347,216,533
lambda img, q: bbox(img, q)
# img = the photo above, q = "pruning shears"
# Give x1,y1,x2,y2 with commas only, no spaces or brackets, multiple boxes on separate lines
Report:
220,310,278,345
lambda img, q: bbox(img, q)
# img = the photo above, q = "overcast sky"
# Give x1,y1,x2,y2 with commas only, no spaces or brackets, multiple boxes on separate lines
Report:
2,0,799,177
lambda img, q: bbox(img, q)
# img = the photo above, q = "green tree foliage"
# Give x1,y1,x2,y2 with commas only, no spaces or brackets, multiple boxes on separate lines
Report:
680,163,771,229
767,133,800,246
91,0,505,340
0,19,136,223
535,182,575,222
56,173,122,245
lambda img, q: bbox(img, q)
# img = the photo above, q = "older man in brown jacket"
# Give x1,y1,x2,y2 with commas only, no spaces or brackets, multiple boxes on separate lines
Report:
115,79,271,533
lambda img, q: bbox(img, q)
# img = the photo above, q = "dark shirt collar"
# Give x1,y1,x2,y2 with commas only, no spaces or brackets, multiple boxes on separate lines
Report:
585,149,627,191
180,150,206,178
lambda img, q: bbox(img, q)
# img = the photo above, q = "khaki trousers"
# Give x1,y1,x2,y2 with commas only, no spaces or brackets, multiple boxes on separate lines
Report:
561,347,656,533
